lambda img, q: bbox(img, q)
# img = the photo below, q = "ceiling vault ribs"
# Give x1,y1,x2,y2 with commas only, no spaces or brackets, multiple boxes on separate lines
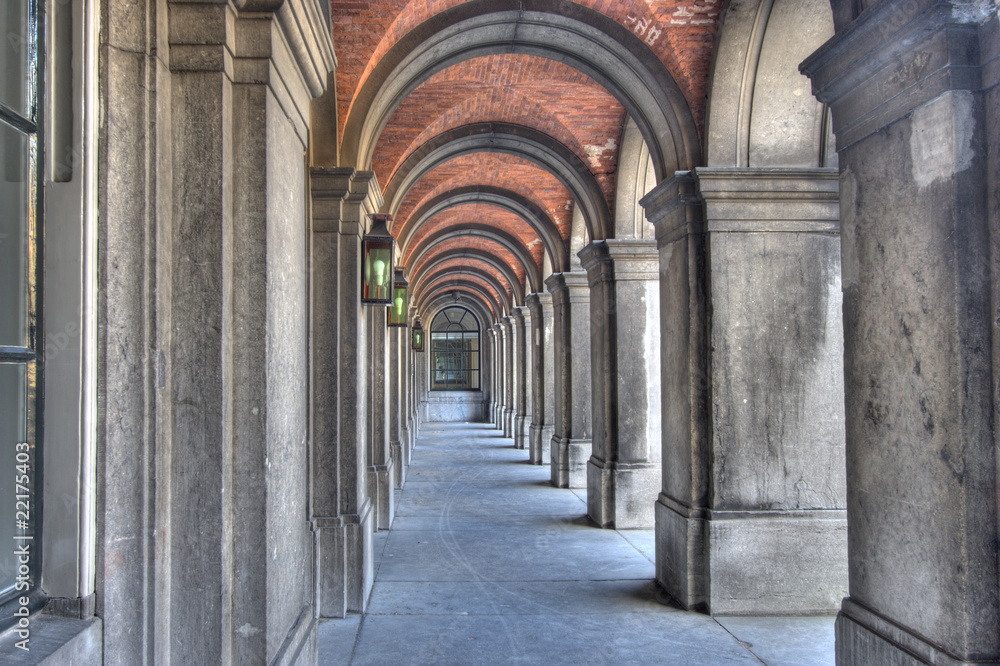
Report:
331,0,720,322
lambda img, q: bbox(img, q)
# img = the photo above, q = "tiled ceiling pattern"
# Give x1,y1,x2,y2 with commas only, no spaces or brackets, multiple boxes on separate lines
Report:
331,0,720,320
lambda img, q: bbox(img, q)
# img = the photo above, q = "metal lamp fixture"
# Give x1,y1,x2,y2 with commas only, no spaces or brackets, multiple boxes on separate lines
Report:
361,213,395,305
411,320,424,351
387,268,409,327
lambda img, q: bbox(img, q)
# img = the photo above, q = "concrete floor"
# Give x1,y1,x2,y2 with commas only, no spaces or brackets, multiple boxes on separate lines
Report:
318,422,836,665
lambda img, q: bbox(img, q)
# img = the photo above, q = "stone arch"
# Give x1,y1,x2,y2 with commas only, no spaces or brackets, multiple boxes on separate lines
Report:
416,280,503,322
398,186,568,273
384,123,612,241
413,264,513,315
421,293,495,331
408,248,525,306
613,116,657,240
705,0,836,167
340,0,700,182
406,224,542,295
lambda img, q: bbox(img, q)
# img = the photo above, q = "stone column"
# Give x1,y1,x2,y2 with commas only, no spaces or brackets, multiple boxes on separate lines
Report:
367,305,395,530
398,324,411,470
492,323,504,429
642,168,849,614
546,273,592,488
802,3,1000,662
512,306,532,451
501,316,515,438
580,240,661,528
389,325,406,489
526,293,555,465
311,168,377,619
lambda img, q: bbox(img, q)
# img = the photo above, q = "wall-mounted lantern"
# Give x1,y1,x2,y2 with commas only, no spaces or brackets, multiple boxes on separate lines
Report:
361,213,395,304
387,268,408,327
411,320,424,351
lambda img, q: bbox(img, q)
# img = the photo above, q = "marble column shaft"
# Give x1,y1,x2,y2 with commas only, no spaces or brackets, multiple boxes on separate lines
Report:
803,2,1000,662
526,293,555,465
580,240,662,529
389,325,406,489
546,273,592,488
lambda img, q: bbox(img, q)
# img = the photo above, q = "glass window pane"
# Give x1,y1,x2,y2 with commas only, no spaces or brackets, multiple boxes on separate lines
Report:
0,122,28,347
0,364,27,597
0,2,29,116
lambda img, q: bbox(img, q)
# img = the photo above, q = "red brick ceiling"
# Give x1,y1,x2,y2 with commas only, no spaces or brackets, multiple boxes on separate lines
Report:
330,0,721,320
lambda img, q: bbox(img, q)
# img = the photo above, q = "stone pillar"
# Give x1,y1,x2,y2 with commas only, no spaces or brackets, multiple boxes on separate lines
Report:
527,293,555,465
492,323,504,429
547,273,592,488
389,325,406,489
311,168,377,619
642,168,849,614
802,3,1000,662
367,306,396,530
512,306,532,451
398,324,411,470
580,241,661,529
501,316,515,438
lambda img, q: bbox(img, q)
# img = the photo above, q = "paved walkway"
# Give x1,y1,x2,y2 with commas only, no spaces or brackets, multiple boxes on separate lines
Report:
318,422,835,665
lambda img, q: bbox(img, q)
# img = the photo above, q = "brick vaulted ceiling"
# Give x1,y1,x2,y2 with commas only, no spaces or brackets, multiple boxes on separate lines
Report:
331,0,721,322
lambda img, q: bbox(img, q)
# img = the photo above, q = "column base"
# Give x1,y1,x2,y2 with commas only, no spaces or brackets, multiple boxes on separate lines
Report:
586,458,658,529
655,494,847,614
502,407,514,438
513,415,528,450
369,462,396,531
314,499,374,617
529,424,553,465
835,597,989,665
550,436,590,488
494,405,503,430
390,441,405,489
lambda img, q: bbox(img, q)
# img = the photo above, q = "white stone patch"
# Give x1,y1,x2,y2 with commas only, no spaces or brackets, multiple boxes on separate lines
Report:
951,0,995,24
236,623,261,638
910,91,975,188
584,138,617,168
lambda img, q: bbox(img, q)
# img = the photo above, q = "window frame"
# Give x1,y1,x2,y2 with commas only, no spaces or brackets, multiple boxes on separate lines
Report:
0,0,46,630
429,307,481,392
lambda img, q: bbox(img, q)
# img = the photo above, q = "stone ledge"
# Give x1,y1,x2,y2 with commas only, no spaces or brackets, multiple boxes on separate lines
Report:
0,615,101,665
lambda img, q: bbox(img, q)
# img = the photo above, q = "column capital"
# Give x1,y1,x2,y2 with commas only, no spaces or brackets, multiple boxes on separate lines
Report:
641,171,704,249
510,307,526,324
694,167,840,234
310,168,382,234
580,239,659,285
801,0,988,151
543,271,589,296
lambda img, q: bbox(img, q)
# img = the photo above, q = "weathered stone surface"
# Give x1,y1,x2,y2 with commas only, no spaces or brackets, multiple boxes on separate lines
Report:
546,273,592,489
527,293,555,465
804,2,1000,662
643,167,847,614
581,240,661,529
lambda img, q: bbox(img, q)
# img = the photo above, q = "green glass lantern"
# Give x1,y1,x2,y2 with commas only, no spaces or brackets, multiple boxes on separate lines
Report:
387,268,409,327
361,214,395,305
411,320,424,351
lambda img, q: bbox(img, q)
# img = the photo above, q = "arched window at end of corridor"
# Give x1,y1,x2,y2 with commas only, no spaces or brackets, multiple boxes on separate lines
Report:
429,307,480,391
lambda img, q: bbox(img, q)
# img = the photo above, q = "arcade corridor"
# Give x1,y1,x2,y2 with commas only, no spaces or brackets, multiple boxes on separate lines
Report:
317,423,835,665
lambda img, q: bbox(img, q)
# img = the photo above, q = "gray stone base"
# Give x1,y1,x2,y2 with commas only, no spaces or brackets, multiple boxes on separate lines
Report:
494,405,503,429
835,598,990,666
655,494,847,615
369,463,396,530
513,415,528,449
391,441,405,489
529,424,553,465
315,500,375,617
503,408,514,437
550,437,590,488
586,458,658,528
